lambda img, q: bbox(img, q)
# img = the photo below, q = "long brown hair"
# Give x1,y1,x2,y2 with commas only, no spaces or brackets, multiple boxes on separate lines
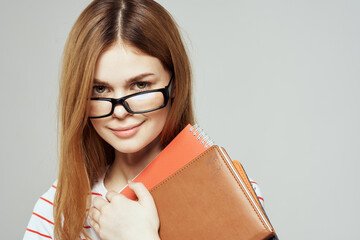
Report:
54,0,194,239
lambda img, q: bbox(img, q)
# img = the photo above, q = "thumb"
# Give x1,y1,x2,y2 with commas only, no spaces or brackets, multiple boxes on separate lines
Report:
128,181,155,208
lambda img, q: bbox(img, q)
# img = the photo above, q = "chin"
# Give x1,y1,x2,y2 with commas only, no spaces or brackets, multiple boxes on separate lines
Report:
113,144,144,154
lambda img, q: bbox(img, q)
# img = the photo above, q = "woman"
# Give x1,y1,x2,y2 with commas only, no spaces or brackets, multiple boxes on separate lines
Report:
24,0,194,239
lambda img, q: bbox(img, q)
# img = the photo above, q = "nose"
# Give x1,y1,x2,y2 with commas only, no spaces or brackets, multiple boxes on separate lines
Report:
112,104,130,119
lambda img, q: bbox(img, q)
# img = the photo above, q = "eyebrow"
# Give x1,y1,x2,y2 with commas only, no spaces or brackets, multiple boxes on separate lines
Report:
93,73,156,85
126,73,156,84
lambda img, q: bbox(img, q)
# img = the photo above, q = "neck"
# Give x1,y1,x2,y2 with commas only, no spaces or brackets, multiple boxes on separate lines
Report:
104,135,162,192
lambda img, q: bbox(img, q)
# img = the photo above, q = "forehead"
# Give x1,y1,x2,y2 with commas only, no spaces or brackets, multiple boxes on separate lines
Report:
94,43,166,84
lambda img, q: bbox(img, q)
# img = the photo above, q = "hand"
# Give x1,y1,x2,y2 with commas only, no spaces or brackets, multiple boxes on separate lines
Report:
89,181,160,240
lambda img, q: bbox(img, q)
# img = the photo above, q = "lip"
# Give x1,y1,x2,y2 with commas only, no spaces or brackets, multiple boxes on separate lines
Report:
110,121,144,138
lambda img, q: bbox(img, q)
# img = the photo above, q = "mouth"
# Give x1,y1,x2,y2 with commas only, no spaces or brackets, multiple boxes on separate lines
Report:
109,121,144,138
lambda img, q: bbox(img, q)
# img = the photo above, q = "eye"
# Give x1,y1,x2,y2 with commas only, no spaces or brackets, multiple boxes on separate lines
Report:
93,86,107,94
134,82,150,90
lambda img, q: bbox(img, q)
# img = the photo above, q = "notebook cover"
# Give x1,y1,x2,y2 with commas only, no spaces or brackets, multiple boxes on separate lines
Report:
121,124,209,200
149,145,275,240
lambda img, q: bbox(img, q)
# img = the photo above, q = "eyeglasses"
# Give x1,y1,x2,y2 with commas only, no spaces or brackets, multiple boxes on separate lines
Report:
89,76,173,118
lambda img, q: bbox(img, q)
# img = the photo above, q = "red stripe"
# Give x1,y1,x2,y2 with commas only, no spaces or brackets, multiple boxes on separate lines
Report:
26,228,52,239
84,226,91,229
40,197,54,206
51,185,57,189
250,181,258,184
91,192,103,196
258,196,264,201
33,212,54,225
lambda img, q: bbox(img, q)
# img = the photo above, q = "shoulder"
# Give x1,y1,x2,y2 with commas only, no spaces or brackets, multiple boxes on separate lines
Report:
23,180,104,240
23,181,57,240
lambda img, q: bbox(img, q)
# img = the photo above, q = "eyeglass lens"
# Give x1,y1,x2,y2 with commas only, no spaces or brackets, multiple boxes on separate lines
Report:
89,91,165,117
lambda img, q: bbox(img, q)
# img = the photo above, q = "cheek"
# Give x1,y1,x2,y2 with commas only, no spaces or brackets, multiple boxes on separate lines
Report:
148,104,171,127
90,119,100,129
140,104,171,144
90,119,106,137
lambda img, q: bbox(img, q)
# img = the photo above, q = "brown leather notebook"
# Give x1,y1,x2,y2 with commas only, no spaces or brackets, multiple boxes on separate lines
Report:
150,145,276,240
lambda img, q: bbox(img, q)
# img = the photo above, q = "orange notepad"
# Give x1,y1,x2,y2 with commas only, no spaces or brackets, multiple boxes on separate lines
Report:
120,124,210,200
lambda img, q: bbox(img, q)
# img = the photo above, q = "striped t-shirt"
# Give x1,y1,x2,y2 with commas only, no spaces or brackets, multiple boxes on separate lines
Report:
24,177,264,239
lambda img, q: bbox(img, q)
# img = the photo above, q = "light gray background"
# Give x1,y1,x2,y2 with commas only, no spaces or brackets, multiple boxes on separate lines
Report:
1,0,359,239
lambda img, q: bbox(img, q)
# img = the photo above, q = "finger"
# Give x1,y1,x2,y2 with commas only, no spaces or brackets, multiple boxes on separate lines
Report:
105,190,127,203
89,207,101,223
93,196,108,211
128,181,155,208
89,217,100,234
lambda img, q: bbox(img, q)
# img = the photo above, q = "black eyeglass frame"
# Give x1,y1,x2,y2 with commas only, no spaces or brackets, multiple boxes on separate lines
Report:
89,76,173,119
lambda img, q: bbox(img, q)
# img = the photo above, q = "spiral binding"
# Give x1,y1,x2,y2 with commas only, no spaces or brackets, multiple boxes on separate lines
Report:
189,124,215,148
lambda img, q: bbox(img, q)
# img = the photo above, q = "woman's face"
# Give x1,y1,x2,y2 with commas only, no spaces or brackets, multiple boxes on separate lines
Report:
90,42,172,154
